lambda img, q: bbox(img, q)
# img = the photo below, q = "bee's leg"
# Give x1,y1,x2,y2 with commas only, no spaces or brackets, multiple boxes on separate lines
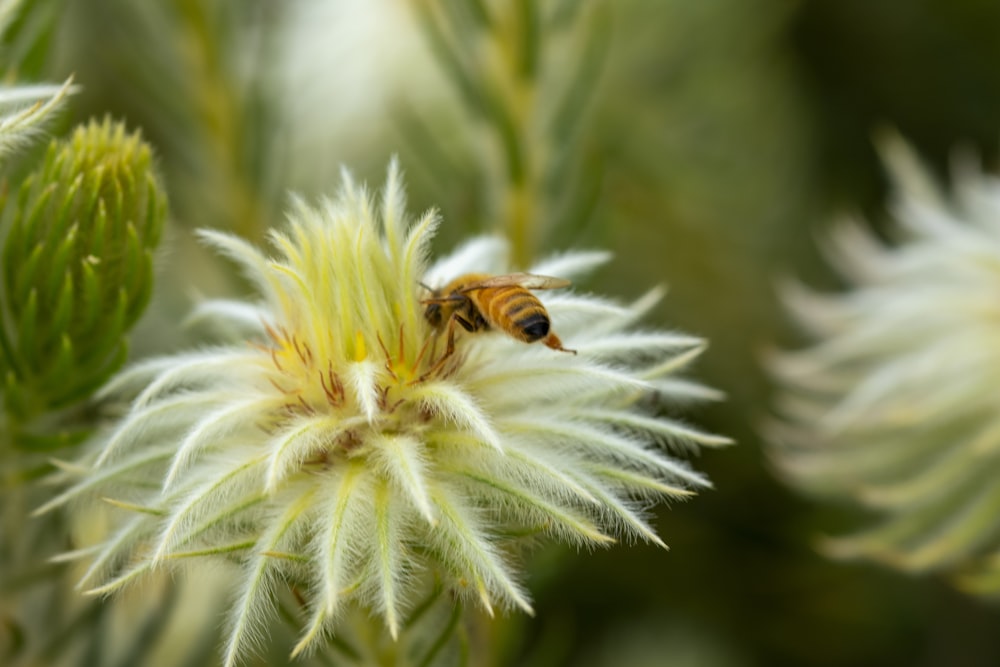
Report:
454,314,476,333
542,332,577,355
437,314,476,363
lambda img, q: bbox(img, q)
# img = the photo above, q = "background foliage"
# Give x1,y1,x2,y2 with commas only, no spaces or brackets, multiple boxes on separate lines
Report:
4,0,1000,665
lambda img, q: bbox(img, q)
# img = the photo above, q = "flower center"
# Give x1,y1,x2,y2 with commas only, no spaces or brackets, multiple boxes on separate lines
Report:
262,321,461,455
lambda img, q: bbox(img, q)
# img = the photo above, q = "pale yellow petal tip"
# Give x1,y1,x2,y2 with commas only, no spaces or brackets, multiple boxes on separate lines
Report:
290,614,325,660
82,580,122,597
953,564,1000,597
593,531,617,546
288,641,308,660
29,504,52,518
49,546,97,564
815,535,851,559
517,598,536,617
100,496,165,516
816,534,889,564
478,590,495,618
48,456,89,474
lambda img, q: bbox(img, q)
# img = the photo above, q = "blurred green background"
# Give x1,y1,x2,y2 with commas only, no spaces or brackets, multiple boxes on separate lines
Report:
11,0,1000,664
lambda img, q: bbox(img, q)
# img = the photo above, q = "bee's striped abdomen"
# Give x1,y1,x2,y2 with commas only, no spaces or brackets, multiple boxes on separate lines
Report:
484,287,550,342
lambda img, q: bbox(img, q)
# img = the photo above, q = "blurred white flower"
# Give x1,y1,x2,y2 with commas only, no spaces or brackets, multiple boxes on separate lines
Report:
267,0,442,191
767,136,1000,593
43,162,727,665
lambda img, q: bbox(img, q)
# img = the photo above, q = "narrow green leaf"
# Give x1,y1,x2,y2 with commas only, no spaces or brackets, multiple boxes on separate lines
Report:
11,241,43,311
2,369,29,417
48,272,74,346
122,221,142,293
44,225,78,304
416,599,463,667
463,0,492,29
39,333,75,390
2,211,23,287
403,581,444,631
88,188,108,257
482,82,523,184
166,541,255,559
412,2,485,116
516,0,539,80
144,173,166,245
79,257,101,332
52,172,83,238
109,580,180,667
47,340,128,409
110,164,125,224
547,10,610,146
0,315,21,378
15,287,38,368
16,180,53,247
82,287,128,365
125,252,154,326
81,163,105,224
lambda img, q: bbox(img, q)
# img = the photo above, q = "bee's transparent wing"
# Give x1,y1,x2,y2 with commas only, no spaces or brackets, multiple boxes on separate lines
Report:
460,273,571,292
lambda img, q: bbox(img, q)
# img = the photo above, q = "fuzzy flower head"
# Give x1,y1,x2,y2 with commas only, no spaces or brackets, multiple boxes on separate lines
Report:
47,162,727,665
767,137,1000,594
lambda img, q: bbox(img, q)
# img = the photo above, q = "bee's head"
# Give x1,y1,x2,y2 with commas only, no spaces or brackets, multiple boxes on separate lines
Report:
420,281,445,329
424,301,443,328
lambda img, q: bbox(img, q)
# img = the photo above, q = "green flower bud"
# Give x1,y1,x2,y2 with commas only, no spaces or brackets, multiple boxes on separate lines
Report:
0,117,166,428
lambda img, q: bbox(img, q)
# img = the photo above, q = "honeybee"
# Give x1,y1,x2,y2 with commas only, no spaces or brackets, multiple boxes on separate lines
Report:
421,272,576,365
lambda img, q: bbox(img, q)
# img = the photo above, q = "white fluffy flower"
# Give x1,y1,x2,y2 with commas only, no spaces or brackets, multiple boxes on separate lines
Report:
44,162,728,665
767,138,1000,594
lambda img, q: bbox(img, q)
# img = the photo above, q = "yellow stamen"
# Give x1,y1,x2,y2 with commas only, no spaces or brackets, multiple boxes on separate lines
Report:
354,330,367,361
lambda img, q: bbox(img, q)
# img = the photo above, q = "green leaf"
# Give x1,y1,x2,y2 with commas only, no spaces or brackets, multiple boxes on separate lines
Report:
48,269,74,341
10,235,43,310
40,333,74,388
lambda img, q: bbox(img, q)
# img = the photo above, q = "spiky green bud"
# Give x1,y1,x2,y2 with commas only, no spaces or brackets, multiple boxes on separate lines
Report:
0,117,166,434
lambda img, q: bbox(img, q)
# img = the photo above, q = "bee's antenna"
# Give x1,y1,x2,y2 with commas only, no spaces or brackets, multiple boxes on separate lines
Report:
418,281,433,292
